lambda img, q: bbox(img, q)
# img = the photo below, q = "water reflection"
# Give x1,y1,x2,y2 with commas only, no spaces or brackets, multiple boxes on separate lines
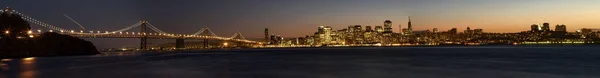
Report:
1,59,11,70
19,57,37,78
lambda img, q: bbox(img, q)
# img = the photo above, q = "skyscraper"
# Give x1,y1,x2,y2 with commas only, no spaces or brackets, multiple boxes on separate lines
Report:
555,24,567,32
353,25,362,32
408,16,412,31
365,26,373,32
374,26,383,33
383,20,392,33
448,28,458,34
404,16,413,35
318,26,325,33
531,24,540,32
264,28,269,42
542,22,550,31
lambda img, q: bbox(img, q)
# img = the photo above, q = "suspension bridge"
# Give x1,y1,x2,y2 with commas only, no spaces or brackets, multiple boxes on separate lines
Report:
1,8,262,49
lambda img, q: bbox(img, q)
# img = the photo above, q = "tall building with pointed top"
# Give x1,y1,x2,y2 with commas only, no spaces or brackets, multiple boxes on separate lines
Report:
403,16,413,35
408,16,412,31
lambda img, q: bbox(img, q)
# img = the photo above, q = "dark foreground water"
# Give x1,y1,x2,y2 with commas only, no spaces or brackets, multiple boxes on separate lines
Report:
2,46,600,78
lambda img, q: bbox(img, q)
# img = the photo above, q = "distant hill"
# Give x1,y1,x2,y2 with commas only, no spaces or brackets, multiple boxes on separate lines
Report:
0,12,99,58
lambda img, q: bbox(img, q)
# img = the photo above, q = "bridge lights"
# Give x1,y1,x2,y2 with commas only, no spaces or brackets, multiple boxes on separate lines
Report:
37,30,41,33
4,30,8,34
70,30,74,33
89,31,94,33
223,42,229,46
97,31,100,33
119,32,122,34
49,30,53,32
60,30,64,33
80,30,83,33
29,35,34,38
27,30,32,34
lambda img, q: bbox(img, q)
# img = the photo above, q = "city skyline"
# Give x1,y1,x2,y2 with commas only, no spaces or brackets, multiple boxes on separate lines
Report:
2,0,600,38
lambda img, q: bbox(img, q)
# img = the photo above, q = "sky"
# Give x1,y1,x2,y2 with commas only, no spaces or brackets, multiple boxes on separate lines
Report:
3,0,600,38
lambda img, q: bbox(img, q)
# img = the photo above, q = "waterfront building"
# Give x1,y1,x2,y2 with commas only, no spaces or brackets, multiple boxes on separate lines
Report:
264,28,269,43
555,24,567,32
375,26,384,33
365,26,373,32
531,24,540,32
384,20,393,33
542,22,551,32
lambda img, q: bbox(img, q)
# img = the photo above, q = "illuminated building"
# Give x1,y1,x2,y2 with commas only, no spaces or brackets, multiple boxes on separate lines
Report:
474,28,483,34
402,28,410,35
319,26,333,44
448,28,458,34
365,26,373,32
555,24,567,32
408,16,413,32
542,22,550,32
464,27,472,34
383,20,393,33
264,28,269,43
433,28,439,33
404,17,413,35
353,25,362,32
531,24,540,32
374,26,383,33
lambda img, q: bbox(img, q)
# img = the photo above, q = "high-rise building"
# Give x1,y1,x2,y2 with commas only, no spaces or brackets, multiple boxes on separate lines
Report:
408,16,413,31
270,34,277,44
474,28,483,34
402,28,410,35
433,28,439,33
404,17,413,35
318,26,333,44
531,24,540,32
374,26,383,33
464,27,472,33
383,20,393,33
264,28,269,42
365,26,373,32
448,28,458,34
318,26,326,33
353,25,362,32
542,22,550,31
555,24,567,32
347,26,354,32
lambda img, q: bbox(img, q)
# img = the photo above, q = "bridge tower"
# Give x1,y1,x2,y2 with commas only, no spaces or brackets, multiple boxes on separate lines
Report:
140,21,148,50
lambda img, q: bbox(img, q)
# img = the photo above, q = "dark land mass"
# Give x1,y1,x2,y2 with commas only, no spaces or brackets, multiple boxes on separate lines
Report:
0,11,99,58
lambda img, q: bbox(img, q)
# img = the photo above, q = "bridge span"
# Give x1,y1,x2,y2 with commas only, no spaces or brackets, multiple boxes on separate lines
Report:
3,7,262,49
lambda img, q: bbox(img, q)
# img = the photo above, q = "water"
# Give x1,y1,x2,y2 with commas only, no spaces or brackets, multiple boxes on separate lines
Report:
2,46,600,78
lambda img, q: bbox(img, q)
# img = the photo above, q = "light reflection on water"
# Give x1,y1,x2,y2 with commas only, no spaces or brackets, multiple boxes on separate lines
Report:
20,57,37,78
1,58,38,78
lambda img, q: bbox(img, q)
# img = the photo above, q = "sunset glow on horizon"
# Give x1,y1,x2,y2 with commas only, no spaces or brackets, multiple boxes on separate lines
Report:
3,0,600,38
